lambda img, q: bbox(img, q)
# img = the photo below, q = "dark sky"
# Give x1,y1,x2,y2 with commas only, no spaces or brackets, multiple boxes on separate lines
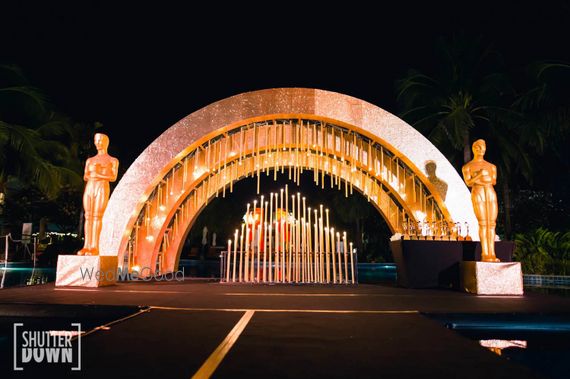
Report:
2,1,569,166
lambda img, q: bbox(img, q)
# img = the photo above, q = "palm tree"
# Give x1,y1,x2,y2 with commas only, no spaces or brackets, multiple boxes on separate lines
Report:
395,35,513,166
514,62,570,166
0,65,82,232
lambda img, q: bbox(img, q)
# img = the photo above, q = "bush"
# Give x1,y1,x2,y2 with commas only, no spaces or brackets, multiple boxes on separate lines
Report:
514,228,570,275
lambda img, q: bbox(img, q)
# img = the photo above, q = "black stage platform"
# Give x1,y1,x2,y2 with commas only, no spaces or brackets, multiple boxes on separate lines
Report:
0,281,568,378
390,239,515,288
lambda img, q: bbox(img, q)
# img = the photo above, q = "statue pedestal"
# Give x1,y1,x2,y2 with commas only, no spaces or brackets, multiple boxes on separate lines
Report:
461,261,523,295
55,255,118,287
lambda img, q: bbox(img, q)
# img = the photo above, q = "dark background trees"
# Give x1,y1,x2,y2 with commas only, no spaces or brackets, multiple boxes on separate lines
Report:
0,2,568,270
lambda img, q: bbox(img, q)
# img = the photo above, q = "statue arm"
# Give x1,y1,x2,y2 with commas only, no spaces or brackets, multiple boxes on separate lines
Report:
491,165,497,185
84,158,119,182
462,166,475,187
83,159,91,181
110,158,119,182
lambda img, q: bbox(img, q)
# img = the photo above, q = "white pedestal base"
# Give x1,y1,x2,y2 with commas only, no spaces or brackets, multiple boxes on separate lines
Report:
55,255,118,287
461,261,523,295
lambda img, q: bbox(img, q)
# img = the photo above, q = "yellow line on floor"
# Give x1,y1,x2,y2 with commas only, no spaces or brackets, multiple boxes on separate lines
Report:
191,310,255,379
150,306,418,314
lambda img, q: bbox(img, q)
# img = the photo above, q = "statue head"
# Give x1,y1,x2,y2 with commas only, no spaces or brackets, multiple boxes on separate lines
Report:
94,133,110,152
472,139,486,157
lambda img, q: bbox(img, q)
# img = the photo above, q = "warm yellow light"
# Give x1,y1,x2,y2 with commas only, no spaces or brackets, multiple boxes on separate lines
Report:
414,210,426,221
152,215,166,229
193,168,207,179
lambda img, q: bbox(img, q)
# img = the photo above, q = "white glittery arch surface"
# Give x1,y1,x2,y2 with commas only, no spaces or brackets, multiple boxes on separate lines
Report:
100,88,478,256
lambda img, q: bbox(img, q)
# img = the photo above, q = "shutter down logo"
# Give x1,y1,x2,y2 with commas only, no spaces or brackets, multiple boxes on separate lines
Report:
13,323,82,371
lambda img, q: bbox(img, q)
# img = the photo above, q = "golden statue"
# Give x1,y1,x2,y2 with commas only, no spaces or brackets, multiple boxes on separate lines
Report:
462,139,499,262
78,133,119,256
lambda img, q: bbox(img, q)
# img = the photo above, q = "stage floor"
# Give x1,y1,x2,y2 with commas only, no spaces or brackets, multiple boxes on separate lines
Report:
1,281,568,378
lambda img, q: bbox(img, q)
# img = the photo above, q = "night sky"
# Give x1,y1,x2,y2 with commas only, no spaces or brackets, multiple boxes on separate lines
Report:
2,1,569,166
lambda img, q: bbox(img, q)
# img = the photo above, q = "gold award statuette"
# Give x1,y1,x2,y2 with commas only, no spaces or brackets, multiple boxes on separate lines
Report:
78,133,119,256
462,139,500,262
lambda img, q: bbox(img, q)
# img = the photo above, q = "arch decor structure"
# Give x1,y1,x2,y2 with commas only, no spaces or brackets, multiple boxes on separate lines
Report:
99,88,478,275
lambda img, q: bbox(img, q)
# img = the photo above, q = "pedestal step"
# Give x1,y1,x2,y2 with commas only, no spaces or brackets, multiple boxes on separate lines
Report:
55,255,118,287
461,261,523,295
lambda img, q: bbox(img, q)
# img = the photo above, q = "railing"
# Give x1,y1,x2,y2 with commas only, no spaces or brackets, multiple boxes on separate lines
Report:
1,233,38,289
523,274,570,288
220,249,358,284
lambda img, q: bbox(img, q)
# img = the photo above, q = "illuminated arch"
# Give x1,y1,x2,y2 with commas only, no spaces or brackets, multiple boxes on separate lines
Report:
100,88,478,274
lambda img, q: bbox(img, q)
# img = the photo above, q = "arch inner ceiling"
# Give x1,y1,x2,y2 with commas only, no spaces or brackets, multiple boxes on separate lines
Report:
120,117,451,274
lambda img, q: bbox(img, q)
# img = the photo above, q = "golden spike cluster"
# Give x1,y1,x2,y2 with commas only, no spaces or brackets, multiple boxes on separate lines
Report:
126,119,446,274
222,185,357,284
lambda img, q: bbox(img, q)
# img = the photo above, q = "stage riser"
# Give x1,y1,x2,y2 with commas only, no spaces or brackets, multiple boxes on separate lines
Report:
390,240,514,289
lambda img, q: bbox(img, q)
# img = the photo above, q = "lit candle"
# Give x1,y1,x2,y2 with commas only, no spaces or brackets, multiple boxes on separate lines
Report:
256,223,261,282
274,218,279,281
324,226,329,283
233,229,238,282
330,228,336,283
314,209,318,253
319,212,324,282
281,214,285,283
288,219,293,282
297,194,301,280
325,208,330,272
226,239,232,282
285,185,288,222
302,197,307,227
319,205,324,254
281,213,285,273
244,203,250,281
260,195,264,230
314,221,319,282
346,242,351,283
268,224,273,282
349,240,355,284
304,221,309,282
307,207,312,282
337,232,342,282
343,232,348,284
239,224,244,282
263,221,268,282
269,193,273,229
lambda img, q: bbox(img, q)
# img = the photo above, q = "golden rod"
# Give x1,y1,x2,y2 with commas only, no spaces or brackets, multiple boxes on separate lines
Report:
226,239,231,282
346,242,351,283
268,224,273,282
233,229,238,282
331,227,336,283
263,221,268,282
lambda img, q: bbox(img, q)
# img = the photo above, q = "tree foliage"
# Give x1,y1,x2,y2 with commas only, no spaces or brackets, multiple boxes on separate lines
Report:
514,228,570,275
